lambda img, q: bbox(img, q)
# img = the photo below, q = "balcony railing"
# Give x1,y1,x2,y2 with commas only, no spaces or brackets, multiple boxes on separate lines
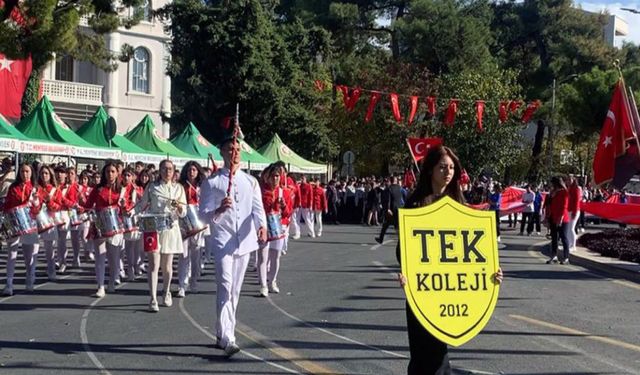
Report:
42,79,103,106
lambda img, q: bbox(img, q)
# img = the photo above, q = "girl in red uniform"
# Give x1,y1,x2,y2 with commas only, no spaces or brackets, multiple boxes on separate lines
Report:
80,161,125,297
2,163,40,295
546,176,571,265
177,161,206,298
78,170,94,261
55,165,76,273
34,165,63,281
122,167,143,281
257,163,292,297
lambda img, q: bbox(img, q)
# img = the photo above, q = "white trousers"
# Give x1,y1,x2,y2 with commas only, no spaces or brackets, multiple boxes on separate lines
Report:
125,239,143,278
215,250,251,347
302,208,315,236
257,245,281,287
290,208,300,237
179,239,202,290
5,239,39,288
313,210,323,236
94,241,121,288
567,211,580,251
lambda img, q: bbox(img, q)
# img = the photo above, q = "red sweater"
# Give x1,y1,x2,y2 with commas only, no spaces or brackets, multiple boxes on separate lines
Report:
34,184,63,214
81,186,122,211
550,189,569,225
59,182,80,210
4,181,34,212
568,185,581,213
299,182,313,209
312,186,327,212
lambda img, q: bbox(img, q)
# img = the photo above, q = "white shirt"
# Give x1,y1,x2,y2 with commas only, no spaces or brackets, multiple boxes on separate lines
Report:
200,168,266,256
521,191,535,213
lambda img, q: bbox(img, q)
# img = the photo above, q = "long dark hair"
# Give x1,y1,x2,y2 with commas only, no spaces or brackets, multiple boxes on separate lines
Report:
550,176,566,191
97,161,122,191
37,165,58,188
406,146,465,207
11,163,36,189
136,169,151,189
179,161,204,186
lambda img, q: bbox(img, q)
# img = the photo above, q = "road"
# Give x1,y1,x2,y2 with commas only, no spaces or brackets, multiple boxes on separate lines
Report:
1,224,639,374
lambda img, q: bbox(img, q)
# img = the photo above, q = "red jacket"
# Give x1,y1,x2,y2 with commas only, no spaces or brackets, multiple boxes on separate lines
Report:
312,185,327,212
261,184,293,225
34,184,63,214
121,183,139,213
81,186,122,211
550,188,569,225
299,182,313,209
182,182,199,205
283,176,300,208
568,185,581,213
4,181,34,212
59,182,80,210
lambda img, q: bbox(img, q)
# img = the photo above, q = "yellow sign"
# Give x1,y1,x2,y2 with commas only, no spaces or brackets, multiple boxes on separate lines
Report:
398,196,500,347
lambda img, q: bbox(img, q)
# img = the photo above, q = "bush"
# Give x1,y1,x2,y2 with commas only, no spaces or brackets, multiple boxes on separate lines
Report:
578,229,640,264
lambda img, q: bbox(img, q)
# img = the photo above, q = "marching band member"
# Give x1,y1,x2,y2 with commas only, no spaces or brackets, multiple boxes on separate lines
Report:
64,167,84,268
78,171,94,262
200,134,267,356
257,163,292,297
135,160,187,312
177,161,206,298
121,167,142,281
311,177,327,237
2,163,40,295
289,174,301,240
34,165,62,281
80,161,125,297
298,175,315,237
55,166,74,273
278,162,296,254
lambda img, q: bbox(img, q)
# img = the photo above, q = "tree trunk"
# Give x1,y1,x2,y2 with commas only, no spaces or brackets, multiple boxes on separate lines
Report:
20,68,42,119
390,3,405,60
526,119,546,183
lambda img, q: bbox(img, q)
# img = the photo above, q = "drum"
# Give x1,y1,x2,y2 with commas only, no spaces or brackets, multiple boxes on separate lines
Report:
52,210,68,227
138,214,174,232
266,212,285,241
2,205,38,238
35,207,56,233
94,207,123,238
122,213,138,233
179,204,207,238
69,208,84,226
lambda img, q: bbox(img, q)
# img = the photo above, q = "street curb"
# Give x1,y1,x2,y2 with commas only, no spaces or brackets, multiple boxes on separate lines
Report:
569,246,640,284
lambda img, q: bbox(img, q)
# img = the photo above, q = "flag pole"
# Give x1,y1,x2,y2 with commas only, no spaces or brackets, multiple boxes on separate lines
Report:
615,59,640,152
406,138,420,171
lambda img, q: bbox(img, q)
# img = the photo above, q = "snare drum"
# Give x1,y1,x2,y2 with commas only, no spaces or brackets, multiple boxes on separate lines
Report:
94,207,123,238
2,205,37,238
122,213,138,233
69,208,84,226
266,212,285,241
139,214,174,232
35,207,56,233
179,204,207,238
52,210,68,227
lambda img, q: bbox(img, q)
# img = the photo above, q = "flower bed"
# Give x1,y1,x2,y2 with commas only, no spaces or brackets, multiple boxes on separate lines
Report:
578,229,640,264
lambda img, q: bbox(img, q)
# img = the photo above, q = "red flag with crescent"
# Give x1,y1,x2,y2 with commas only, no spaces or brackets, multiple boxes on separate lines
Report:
408,96,419,125
143,231,158,252
390,93,403,123
426,96,437,117
498,101,509,123
444,99,459,127
364,91,381,123
475,100,485,132
407,137,444,162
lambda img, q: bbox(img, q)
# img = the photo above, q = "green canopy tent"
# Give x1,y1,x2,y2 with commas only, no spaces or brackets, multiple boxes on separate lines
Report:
76,107,167,165
239,139,272,171
16,96,121,159
124,115,204,165
257,133,327,174
0,113,28,152
170,122,222,168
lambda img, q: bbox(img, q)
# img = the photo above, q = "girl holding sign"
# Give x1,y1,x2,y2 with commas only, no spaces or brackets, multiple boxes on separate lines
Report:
397,146,503,375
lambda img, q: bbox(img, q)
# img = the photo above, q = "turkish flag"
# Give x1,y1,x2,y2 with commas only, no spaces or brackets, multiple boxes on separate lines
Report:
407,96,419,125
407,137,443,162
364,91,381,123
346,87,361,112
475,100,485,132
403,167,416,188
143,231,159,252
593,80,638,187
444,99,459,127
521,100,541,124
0,53,32,120
426,96,437,117
390,93,402,123
498,101,509,123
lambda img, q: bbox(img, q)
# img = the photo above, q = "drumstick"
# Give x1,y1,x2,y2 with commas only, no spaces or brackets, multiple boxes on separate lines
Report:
226,103,240,197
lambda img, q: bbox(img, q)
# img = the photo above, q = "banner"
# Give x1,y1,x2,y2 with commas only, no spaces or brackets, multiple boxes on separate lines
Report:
398,196,501,347
0,53,32,120
582,202,640,225
365,91,381,123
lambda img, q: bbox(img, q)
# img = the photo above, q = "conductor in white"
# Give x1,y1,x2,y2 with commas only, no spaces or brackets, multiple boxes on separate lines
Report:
200,135,267,357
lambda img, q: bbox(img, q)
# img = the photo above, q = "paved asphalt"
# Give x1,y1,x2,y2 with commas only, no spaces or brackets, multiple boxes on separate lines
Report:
1,224,639,374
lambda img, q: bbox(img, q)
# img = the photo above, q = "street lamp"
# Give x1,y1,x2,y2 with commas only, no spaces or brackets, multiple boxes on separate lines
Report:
547,73,580,175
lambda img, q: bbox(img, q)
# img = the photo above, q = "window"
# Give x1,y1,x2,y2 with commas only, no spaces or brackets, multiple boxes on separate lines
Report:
131,47,150,93
140,0,152,22
55,55,74,81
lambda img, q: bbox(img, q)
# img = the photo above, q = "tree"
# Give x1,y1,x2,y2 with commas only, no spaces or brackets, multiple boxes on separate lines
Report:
0,0,144,116
160,0,338,161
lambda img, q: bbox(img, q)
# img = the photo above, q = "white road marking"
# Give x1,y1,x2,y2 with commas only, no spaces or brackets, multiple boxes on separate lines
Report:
0,272,76,303
370,239,393,250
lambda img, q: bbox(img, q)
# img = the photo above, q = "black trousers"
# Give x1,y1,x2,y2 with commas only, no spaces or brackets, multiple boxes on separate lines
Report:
406,303,451,375
520,212,533,234
550,222,570,261
494,210,501,236
528,212,541,233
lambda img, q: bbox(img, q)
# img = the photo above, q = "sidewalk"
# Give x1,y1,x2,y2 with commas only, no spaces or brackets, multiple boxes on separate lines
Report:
569,245,640,283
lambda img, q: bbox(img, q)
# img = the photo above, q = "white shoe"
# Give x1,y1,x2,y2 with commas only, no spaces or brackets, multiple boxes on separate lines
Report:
162,293,173,307
177,288,186,298
2,286,13,296
536,232,541,236
259,286,269,297
291,234,300,240
224,342,240,357
114,278,121,285
58,264,67,274
95,287,106,298
269,281,280,294
317,232,322,237
497,236,501,242
149,299,159,312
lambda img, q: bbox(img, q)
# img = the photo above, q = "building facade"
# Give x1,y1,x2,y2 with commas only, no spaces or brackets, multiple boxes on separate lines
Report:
41,0,172,137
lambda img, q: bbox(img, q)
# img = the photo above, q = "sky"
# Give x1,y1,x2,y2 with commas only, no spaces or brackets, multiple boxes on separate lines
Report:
577,1,640,45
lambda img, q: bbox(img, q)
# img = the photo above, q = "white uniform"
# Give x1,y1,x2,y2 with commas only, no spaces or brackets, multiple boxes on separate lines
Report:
137,181,187,254
200,168,266,348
